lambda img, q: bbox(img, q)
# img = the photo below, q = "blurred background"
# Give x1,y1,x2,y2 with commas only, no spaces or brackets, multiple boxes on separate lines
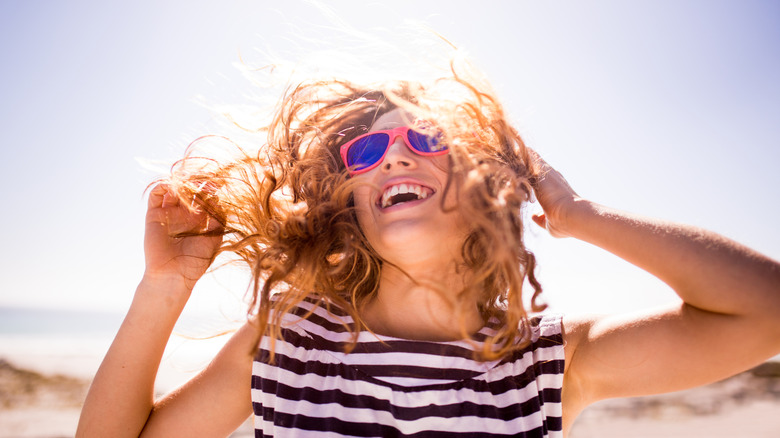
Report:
1,1,778,436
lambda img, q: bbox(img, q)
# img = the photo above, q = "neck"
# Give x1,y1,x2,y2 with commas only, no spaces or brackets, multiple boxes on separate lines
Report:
360,261,484,342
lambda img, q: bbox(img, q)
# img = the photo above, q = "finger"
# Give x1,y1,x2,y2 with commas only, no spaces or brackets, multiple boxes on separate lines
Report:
163,191,180,209
192,193,226,227
527,148,558,181
527,148,544,170
203,214,225,233
148,183,169,209
195,179,221,197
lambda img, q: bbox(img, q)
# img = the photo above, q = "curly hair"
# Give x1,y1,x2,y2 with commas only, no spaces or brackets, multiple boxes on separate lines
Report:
168,60,545,361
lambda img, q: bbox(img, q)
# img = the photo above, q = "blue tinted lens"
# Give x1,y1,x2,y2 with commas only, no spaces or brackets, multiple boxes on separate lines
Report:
407,130,445,153
346,133,390,171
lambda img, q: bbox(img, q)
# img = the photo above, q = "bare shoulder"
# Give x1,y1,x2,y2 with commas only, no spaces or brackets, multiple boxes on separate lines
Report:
560,313,598,374
218,319,264,361
559,313,601,431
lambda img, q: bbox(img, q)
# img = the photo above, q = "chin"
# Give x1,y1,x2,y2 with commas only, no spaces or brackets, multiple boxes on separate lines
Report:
373,223,464,264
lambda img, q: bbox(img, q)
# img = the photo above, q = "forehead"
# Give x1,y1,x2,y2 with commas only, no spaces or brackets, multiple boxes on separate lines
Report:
369,108,414,132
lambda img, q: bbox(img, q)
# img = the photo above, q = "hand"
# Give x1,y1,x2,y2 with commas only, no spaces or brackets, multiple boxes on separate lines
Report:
529,150,582,238
143,183,224,290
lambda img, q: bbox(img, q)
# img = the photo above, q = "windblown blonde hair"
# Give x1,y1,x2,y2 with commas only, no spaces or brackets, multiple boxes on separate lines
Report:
168,60,545,361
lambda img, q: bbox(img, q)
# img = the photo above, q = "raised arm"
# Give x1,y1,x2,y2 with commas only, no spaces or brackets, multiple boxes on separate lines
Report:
77,184,255,438
529,153,780,421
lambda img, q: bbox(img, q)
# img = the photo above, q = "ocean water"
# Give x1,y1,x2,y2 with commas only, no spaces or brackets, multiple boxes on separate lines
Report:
0,306,237,392
0,307,121,377
0,307,123,336
4,305,778,394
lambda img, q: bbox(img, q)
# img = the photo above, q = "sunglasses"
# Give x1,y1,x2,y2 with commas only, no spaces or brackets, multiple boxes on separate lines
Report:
339,125,448,175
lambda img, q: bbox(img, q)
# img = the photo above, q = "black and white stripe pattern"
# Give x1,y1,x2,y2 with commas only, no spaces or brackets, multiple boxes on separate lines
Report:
252,297,565,437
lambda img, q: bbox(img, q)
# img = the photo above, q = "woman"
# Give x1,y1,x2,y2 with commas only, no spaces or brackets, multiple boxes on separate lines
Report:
77,70,780,437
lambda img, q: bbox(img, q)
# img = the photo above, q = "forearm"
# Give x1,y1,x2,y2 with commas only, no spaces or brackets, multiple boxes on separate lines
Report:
566,199,780,319
77,276,192,438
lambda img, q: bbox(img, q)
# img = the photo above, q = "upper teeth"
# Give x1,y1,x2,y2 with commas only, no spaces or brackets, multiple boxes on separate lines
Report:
381,183,431,208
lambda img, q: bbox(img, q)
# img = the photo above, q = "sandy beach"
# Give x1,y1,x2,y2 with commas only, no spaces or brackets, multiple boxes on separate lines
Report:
0,358,254,438
1,356,778,437
569,361,780,437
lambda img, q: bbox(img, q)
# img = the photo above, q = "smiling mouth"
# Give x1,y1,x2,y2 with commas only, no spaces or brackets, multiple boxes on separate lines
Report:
378,183,435,209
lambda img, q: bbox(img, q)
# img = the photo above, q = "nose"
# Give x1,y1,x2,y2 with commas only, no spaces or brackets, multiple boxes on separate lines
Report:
380,135,417,173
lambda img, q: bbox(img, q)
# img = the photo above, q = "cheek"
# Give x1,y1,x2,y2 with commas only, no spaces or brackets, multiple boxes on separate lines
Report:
352,185,375,232
432,153,450,170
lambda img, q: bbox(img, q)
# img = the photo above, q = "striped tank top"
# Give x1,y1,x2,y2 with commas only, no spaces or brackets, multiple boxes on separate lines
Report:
251,297,565,437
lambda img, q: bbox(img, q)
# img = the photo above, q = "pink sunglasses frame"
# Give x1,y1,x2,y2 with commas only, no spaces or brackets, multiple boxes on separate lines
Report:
339,126,448,175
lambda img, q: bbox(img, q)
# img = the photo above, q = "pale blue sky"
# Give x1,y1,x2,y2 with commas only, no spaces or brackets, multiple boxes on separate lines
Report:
0,0,778,320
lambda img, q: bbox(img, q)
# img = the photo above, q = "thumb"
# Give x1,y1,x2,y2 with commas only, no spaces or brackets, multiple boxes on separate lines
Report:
531,212,547,229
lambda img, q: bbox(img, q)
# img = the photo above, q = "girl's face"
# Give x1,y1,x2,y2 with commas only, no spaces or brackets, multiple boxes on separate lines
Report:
351,109,468,267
